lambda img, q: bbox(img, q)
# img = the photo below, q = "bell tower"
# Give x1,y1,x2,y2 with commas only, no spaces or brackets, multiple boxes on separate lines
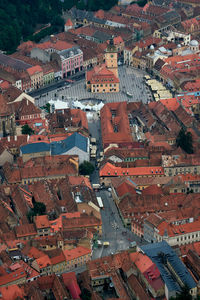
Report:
105,38,118,78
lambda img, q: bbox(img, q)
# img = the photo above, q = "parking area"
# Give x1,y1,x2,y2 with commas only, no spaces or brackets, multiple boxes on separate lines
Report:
35,65,153,107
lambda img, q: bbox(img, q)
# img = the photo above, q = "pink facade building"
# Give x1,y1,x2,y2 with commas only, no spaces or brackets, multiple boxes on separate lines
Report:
59,46,83,78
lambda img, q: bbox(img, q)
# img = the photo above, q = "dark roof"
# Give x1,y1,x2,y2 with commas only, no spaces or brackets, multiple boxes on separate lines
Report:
92,17,106,25
51,132,88,155
60,46,82,59
70,7,94,22
154,58,165,71
0,53,32,71
141,241,196,292
93,31,111,42
20,133,88,156
163,10,180,21
20,142,50,154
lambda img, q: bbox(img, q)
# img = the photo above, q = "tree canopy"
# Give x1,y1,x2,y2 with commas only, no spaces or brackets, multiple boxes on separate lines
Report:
79,161,95,175
170,285,192,300
21,124,34,135
176,128,193,154
0,0,64,53
62,0,118,11
80,288,92,300
27,201,46,223
0,0,118,53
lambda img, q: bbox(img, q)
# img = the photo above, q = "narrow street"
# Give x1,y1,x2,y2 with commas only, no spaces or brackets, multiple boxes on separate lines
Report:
87,112,147,260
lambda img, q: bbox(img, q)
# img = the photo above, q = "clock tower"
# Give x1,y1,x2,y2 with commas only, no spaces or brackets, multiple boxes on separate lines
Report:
105,38,118,79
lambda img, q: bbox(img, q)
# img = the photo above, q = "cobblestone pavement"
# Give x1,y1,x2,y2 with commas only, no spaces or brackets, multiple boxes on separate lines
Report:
36,65,153,107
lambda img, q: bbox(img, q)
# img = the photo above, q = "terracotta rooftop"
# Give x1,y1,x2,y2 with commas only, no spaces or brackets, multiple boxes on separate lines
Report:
100,102,133,148
36,254,52,269
63,246,91,261
35,215,50,229
27,65,43,76
0,267,26,287
3,155,78,183
65,19,73,27
157,215,200,238
15,223,37,238
0,284,25,299
87,63,119,84
100,162,164,177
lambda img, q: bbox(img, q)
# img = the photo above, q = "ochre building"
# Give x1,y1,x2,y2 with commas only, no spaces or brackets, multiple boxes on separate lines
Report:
86,39,119,93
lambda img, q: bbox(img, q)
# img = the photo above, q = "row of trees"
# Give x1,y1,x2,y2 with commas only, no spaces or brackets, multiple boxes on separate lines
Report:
62,0,118,12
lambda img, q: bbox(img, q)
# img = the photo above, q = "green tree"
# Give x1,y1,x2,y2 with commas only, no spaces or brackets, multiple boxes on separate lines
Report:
136,0,147,7
21,124,34,135
77,0,85,10
80,288,92,300
27,201,46,223
79,161,94,175
43,103,51,113
176,128,193,154
170,285,192,300
33,202,46,215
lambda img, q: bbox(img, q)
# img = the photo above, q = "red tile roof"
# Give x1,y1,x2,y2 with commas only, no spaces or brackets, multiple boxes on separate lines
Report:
65,19,73,27
4,155,78,183
35,254,52,269
69,176,92,190
50,251,66,265
157,216,200,238
100,102,133,148
27,65,43,76
142,184,163,195
160,98,180,111
100,162,164,177
71,109,88,130
36,40,74,51
0,267,26,287
87,63,119,84
0,94,12,116
116,181,137,197
16,223,37,238
130,251,153,273
63,246,91,261
0,285,25,299
183,79,200,92
62,272,81,299
113,36,123,45
35,215,50,229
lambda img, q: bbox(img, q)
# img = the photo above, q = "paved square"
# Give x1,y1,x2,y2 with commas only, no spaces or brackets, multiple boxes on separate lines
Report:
37,66,153,107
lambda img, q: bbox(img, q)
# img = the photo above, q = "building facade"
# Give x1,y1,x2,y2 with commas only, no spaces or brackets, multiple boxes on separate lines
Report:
86,39,119,93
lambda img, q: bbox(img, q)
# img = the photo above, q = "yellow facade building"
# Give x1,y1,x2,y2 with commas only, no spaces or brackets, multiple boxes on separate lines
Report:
86,39,119,93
